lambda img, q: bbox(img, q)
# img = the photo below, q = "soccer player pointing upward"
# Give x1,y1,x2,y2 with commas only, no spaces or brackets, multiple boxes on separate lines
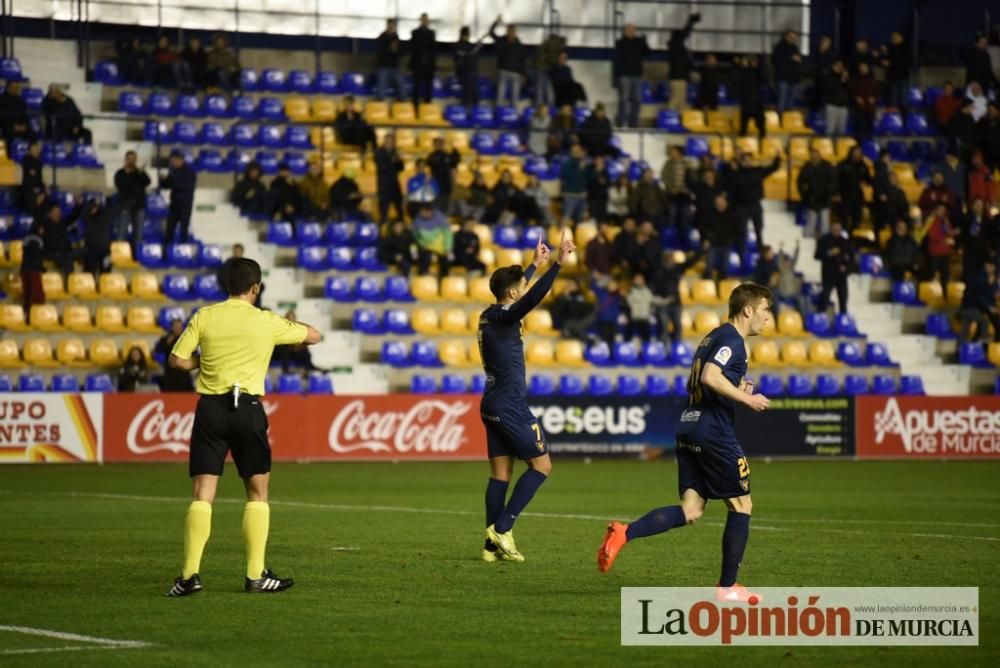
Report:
479,233,575,562
166,257,322,596
598,283,772,602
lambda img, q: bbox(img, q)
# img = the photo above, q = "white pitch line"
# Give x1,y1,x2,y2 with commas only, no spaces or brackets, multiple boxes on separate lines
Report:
0,625,151,651
1,646,139,656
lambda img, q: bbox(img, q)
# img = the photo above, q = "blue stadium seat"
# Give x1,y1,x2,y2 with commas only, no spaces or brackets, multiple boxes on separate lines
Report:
202,122,228,146
672,376,688,397
836,341,866,367
255,151,279,174
329,247,356,271
496,106,521,128
163,274,193,300
804,312,831,337
906,87,924,108
891,281,920,305
588,375,614,396
471,132,498,155
642,341,670,367
858,253,885,276
605,159,626,181
143,120,170,142
876,111,904,135
339,72,367,95
264,376,274,394
0,374,12,392
356,223,379,247
494,226,520,249
286,126,312,149
412,341,441,367
85,374,114,393
233,96,257,119
204,94,230,118
786,374,812,397
613,342,641,367
472,105,496,128
925,313,956,339
297,246,329,271
520,226,544,249
325,276,355,302
284,152,308,176
924,86,943,107
176,94,202,117
559,374,584,396
235,68,258,90
169,243,201,268
94,60,124,85
385,276,414,302
618,375,643,396
118,91,146,114
357,247,387,271
685,136,710,157
195,150,226,173
815,374,840,397
172,121,199,145
843,374,868,396
384,309,413,335
887,140,910,162
586,342,612,367
834,313,860,337
899,375,924,395
50,373,79,392
871,375,896,395
671,342,694,366
355,276,384,302
905,112,931,136
308,373,333,394
757,374,783,396
958,343,991,368
194,274,226,301
352,308,383,334
382,342,411,367
268,221,296,246
277,374,304,394
259,125,285,148
288,70,315,94
444,104,469,127
441,374,467,394
327,222,354,245
411,374,437,394
145,192,168,219
859,140,881,163
524,155,548,175
73,144,103,168
22,87,43,113
470,374,486,393
258,98,285,121
529,374,555,395
657,109,685,132
498,132,523,155
646,375,670,396
261,69,288,92
157,305,186,330
138,243,168,269
18,373,45,392
806,110,826,133
865,343,893,367
42,143,72,168
297,222,324,246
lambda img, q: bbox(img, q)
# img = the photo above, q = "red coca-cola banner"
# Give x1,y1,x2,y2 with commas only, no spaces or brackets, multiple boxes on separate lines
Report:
102,394,487,462
856,396,1000,459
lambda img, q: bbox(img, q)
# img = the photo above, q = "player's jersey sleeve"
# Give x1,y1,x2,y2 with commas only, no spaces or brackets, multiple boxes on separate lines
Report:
705,332,747,375
267,311,309,345
170,312,202,360
493,263,561,324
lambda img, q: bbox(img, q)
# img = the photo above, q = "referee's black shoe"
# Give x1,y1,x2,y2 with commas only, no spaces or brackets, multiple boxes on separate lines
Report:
166,574,203,597
245,568,294,594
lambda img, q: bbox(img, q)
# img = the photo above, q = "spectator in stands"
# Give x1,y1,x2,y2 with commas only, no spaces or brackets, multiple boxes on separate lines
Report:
453,219,486,276
374,19,404,102
626,273,654,342
19,222,45,313
551,278,595,341
231,161,270,217
585,155,610,223
851,39,875,74
966,151,997,206
181,37,207,89
823,60,850,136
798,147,836,237
836,146,871,230
593,279,625,346
269,163,301,221
958,258,1000,345
484,169,525,224
661,145,692,239
579,102,615,157
872,148,894,229
328,168,366,222
117,347,149,393
333,96,377,157
961,198,991,277
0,80,33,143
667,13,699,111
613,24,649,128
816,219,853,314
406,159,440,218
850,62,879,140
753,244,780,292
967,82,988,122
559,144,587,224
549,104,577,152
940,147,968,203
701,193,736,279
982,102,1000,171
634,221,661,277
156,320,194,392
772,30,803,114
298,161,329,220
80,197,114,277
18,140,45,211
413,203,452,277
427,137,460,212
629,168,668,231
551,51,586,109
377,219,416,275
522,175,551,225
454,25,486,112
885,219,921,282
490,18,528,107
692,166,723,238
697,53,721,110
527,104,550,155
651,250,696,347
965,35,999,94
114,150,150,245
40,200,81,278
153,35,192,90
376,134,405,222
41,84,91,144
272,309,319,373
206,33,240,92
535,31,566,107
934,81,961,131
160,150,196,245
919,202,958,291
734,55,766,139
949,99,981,162
607,174,631,224
614,217,639,274
811,35,837,112
725,151,781,251
882,32,912,111
116,37,149,86
585,222,617,282
409,13,436,113
775,241,805,314
880,172,912,234
919,171,955,217
452,171,489,220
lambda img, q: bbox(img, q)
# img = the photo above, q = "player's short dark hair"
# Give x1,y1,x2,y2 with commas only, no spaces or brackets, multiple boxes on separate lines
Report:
222,257,262,296
489,265,525,300
728,282,772,319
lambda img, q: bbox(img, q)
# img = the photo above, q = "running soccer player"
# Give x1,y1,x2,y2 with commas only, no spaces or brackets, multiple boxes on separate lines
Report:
597,282,772,602
166,257,322,597
479,233,575,562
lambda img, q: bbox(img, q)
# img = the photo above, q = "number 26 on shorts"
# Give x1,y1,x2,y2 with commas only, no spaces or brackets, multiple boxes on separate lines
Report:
737,456,749,478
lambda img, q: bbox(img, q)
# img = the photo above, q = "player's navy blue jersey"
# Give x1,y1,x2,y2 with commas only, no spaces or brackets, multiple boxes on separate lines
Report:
676,322,748,445
478,263,561,405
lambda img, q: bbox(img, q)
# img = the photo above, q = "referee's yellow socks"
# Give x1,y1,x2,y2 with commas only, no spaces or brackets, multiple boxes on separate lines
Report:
182,500,212,579
242,501,270,579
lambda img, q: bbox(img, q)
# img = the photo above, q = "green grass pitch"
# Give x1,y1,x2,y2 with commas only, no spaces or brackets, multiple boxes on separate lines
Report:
1,460,998,667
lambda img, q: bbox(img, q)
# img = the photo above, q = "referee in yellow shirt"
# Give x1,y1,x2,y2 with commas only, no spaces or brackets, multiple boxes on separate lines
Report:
166,257,321,597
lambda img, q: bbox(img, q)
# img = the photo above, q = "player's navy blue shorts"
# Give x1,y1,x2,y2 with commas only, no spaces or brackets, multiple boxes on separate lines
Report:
481,402,548,460
675,436,750,500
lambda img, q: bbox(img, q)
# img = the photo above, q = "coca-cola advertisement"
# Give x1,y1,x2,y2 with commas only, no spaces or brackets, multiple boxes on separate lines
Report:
856,396,1000,459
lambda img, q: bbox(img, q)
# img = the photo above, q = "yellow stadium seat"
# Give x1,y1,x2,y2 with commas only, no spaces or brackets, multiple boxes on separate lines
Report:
777,310,804,336
690,280,719,305
441,276,469,302
810,137,835,162
788,166,802,201
555,340,586,367
751,340,780,365
394,129,416,152
42,272,68,299
391,102,417,124
29,304,62,331
99,272,130,299
788,137,809,163
681,309,695,337
524,310,557,336
440,308,468,334
411,308,440,335
708,136,734,161
781,341,808,366
946,282,965,307
694,310,721,334
676,279,692,307
469,277,493,304
63,304,95,332
23,337,59,367
735,137,759,157
478,247,496,269
526,340,555,365
2,272,23,298
127,306,162,334
133,272,165,301
96,305,129,333
809,340,838,366
467,340,482,365
0,241,11,268
918,281,945,307
411,276,440,302
466,308,483,333
718,279,741,303
0,303,30,332
446,130,471,154
989,342,1000,367
763,171,789,200
760,137,785,161
418,103,446,126
706,110,733,133
0,339,23,367
67,272,99,299
285,96,310,122
57,337,91,367
764,110,781,133
109,242,138,269
364,101,390,124
439,340,468,367
89,338,120,367
417,130,441,152
121,339,154,365
312,99,337,122
494,248,523,268
682,109,708,132
835,137,856,161
781,110,810,134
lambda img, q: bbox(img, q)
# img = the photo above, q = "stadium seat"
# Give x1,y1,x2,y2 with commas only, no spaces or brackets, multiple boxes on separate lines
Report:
323,276,354,303
95,306,129,334
694,310,721,334
958,343,991,368
409,308,439,336
440,277,468,302
440,374,467,394
843,374,868,395
588,375,614,396
618,375,643,396
805,312,832,337
865,342,893,367
526,340,556,366
899,375,925,395
586,342,612,367
110,241,139,269
757,374,783,396
0,339,22,368
891,281,920,305
751,340,780,366
809,341,838,366
671,342,694,367
23,338,58,367
307,373,334,394
641,341,670,367
470,375,487,393
411,276,440,301
63,304,96,332
440,309,468,335
786,374,812,397
66,272,99,300
646,375,670,396
381,342,411,367
385,276,413,302
82,373,113,392
438,340,467,367
834,313,860,337
98,272,130,300
383,309,413,335
277,374,304,394
871,375,896,395
551,374,581,396
297,246,328,271
355,276,384,302
815,374,840,397
352,308,382,334
41,272,68,300
836,341,865,366
18,373,46,392
194,274,226,301
410,374,436,394
51,373,79,392
268,221,296,246
554,340,585,367
657,109,684,132
529,374,555,396
777,310,804,336
781,341,808,365
412,341,441,367
28,304,61,332
0,304,29,332
162,275,193,301
611,341,640,367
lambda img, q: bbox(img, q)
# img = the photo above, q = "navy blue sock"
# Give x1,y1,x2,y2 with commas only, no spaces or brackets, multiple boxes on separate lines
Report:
719,512,751,587
484,478,509,550
625,505,687,541
493,469,547,533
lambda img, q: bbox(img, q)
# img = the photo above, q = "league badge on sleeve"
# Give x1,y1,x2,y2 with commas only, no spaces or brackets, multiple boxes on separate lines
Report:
713,346,732,365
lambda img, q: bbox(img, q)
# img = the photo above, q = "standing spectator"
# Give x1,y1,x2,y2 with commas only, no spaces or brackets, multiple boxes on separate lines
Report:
697,54,721,110
374,19,404,102
231,162,269,217
933,81,961,131
550,278,595,341
962,198,991,278
650,250,699,347
406,159,440,218
156,320,194,392
661,145,692,238
153,35,192,89
919,203,958,291
298,161,329,220
850,62,879,140
271,309,320,374
626,273,654,342
667,13,700,111
551,51,587,108
775,241,806,314
116,38,149,86
884,220,921,282
811,35,837,111
938,149,967,209
753,245,781,295
734,55,766,139
880,172,912,234
490,18,528,107
585,222,617,282
269,163,301,221
965,35,1000,93
376,134,405,222
117,347,149,393
0,80,33,143
585,155,610,223
534,32,566,107
607,174,631,223
328,169,366,221
836,146,871,230
613,24,649,128
614,217,640,274
454,26,486,113
333,96,377,157
427,137,460,212
41,201,81,278
549,104,577,151
527,104,550,155
629,169,669,230
559,144,587,223
966,151,997,207
851,39,875,74
206,33,240,92
377,220,416,275
409,13,436,114
815,220,854,314
918,171,955,217
181,37,207,88
883,32,912,111
772,30,803,114
957,259,1000,345
726,152,781,252
41,84,91,143
19,222,45,314
872,148,893,231
453,219,487,275
18,140,45,210
797,148,836,237
823,60,850,136
634,221,661,277
966,82,988,121
981,102,1000,170
114,150,150,244
948,99,980,162
413,204,452,277
80,197,114,277
692,166,724,237
160,150,196,245
701,193,737,279
522,175,551,225
579,102,615,157
593,280,626,347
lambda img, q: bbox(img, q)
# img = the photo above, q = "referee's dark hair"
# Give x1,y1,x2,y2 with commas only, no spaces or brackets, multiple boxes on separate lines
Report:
489,265,526,301
222,257,262,296
728,282,773,319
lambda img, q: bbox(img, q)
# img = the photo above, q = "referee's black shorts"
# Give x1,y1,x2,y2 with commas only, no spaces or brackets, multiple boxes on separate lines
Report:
189,393,271,478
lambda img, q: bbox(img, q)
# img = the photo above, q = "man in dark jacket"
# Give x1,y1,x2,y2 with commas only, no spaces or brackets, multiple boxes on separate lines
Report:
0,80,33,143
957,258,1000,345
613,24,650,127
696,53,722,110
883,32,912,111
579,102,615,157
113,150,150,245
160,150,196,245
427,137,460,211
534,32,567,107
374,19,404,101
772,30,803,114
490,18,528,106
797,148,836,237
550,278,595,341
20,222,46,313
836,146,871,230
823,59,850,136
613,217,640,274
41,200,81,278
734,55,766,138
455,25,489,112
41,84,91,143
333,96,377,156
409,13,436,113
19,140,45,211
692,166,724,235
650,249,700,346
701,193,737,279
724,152,781,252
850,62,879,140
453,219,486,275
966,35,1000,93
628,169,669,229
815,219,854,314
885,219,921,282
377,219,416,275
328,169,366,221
585,222,618,281
375,134,404,222
880,172,912,234
81,197,115,277
269,163,301,221
667,13,700,111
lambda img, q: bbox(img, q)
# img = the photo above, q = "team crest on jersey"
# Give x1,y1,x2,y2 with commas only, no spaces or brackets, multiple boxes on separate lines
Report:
714,346,732,365
740,479,749,492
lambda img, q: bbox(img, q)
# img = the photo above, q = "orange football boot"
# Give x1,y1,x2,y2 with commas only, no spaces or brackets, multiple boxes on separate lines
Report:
597,522,629,572
716,583,762,604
